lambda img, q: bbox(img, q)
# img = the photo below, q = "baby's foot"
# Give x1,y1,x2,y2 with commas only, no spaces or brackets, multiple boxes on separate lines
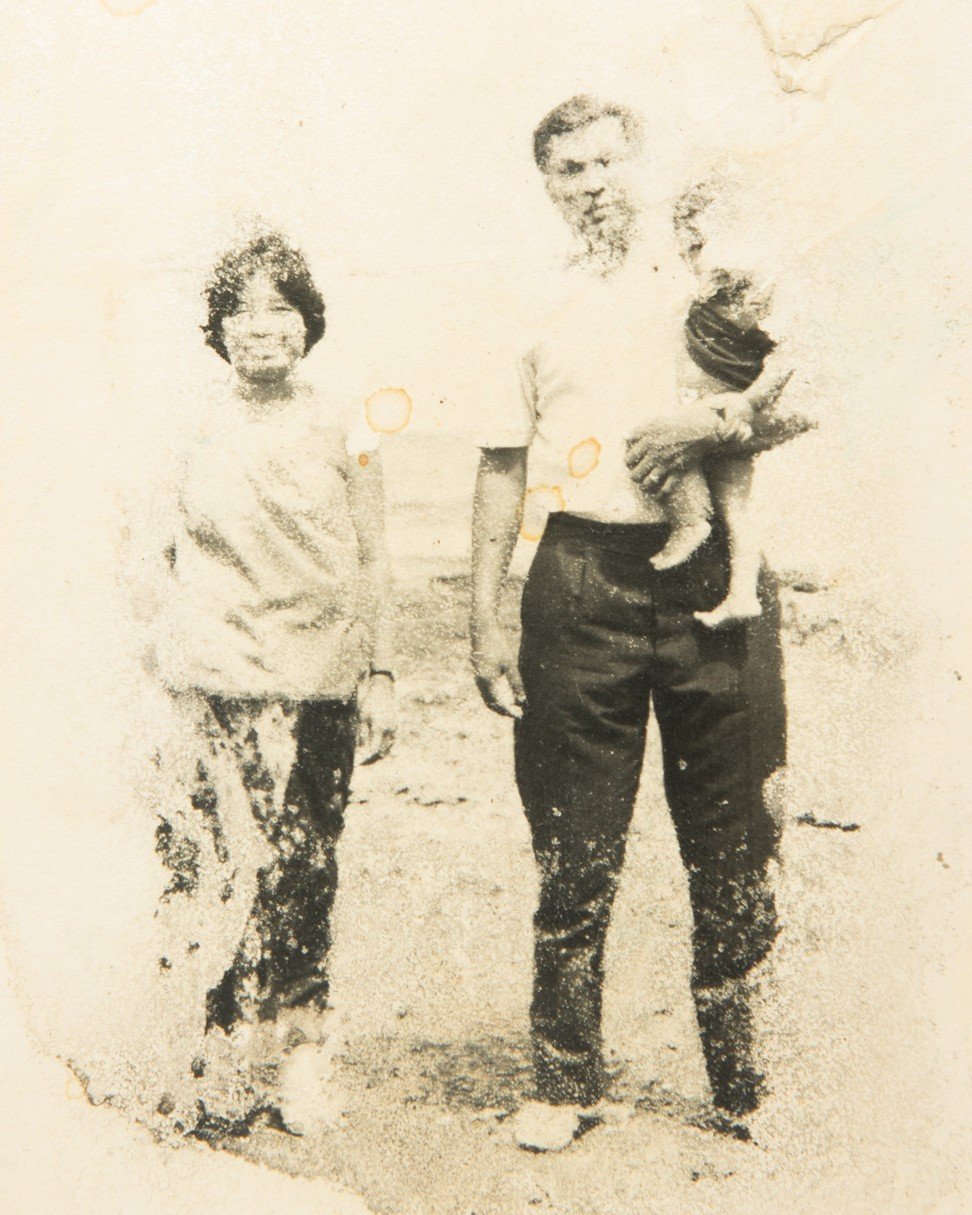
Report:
651,520,711,570
694,594,762,629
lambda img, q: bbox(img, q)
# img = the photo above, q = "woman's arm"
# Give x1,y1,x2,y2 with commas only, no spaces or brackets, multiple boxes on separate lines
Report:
346,450,396,762
117,472,185,679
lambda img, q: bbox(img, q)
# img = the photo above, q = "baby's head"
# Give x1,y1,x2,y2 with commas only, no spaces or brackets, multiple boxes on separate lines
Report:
700,268,774,332
673,180,716,267
673,179,776,330
202,231,326,384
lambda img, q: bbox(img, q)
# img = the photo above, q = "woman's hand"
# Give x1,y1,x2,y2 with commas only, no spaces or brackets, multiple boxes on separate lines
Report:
356,671,397,764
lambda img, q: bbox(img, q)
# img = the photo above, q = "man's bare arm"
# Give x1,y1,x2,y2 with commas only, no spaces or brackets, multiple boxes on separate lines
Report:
626,357,815,495
471,447,528,718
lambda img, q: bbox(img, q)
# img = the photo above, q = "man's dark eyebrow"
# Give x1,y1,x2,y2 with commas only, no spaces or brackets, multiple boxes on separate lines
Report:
561,159,585,173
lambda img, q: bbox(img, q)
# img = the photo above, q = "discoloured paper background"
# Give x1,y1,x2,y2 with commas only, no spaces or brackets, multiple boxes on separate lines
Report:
1,1,969,1210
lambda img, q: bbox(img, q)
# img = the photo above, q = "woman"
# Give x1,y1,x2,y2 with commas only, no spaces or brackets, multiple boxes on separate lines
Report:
152,229,396,1137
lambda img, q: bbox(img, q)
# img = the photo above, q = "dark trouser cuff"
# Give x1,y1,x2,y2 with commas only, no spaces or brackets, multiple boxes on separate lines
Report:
693,974,766,1117
534,1047,604,1107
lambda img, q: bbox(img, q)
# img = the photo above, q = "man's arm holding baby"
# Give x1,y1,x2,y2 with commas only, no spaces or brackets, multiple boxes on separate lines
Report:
625,351,815,496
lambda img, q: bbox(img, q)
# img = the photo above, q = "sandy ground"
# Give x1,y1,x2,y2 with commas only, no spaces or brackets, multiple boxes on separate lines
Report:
2,436,968,1214
186,440,967,1214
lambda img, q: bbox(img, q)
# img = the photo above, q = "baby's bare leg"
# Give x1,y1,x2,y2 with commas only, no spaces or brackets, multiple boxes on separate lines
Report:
694,455,763,628
650,467,712,570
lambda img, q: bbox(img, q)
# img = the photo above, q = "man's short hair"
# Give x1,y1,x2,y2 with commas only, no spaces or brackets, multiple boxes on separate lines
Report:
532,94,644,171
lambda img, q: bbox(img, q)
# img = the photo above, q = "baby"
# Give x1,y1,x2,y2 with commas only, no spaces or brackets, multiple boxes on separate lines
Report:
648,266,790,628
645,182,797,626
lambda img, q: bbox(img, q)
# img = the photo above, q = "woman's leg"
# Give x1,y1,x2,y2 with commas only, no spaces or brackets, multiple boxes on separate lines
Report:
203,697,276,1032
264,699,357,1021
204,697,356,1032
268,699,358,1134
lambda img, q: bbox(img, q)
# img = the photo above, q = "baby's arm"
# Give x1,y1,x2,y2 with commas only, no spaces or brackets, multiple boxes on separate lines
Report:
707,346,801,454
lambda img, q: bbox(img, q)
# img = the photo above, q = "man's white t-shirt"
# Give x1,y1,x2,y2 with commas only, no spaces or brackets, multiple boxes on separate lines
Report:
478,218,697,527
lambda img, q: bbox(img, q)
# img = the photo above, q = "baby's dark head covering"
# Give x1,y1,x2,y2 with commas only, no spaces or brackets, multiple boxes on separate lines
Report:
685,295,776,391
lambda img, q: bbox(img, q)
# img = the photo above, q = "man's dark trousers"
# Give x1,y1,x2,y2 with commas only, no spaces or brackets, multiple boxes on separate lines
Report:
514,511,780,1110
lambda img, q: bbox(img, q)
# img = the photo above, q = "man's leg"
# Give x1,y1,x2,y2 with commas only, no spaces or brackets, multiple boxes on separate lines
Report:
523,813,630,1108
651,534,779,1118
514,520,656,1133
691,966,768,1121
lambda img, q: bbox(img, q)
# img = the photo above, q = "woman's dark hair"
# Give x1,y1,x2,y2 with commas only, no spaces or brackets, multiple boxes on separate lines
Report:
202,231,326,363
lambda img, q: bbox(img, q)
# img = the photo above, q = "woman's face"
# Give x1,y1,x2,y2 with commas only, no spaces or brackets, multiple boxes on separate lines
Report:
221,271,307,383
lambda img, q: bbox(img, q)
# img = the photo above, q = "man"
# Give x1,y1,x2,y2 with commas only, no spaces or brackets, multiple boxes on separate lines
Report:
470,95,812,1152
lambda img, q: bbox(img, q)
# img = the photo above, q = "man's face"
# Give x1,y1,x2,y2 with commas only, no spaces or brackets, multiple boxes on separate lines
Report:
541,115,640,254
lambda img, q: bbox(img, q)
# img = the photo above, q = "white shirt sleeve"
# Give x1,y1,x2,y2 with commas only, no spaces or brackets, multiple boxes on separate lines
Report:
472,344,537,449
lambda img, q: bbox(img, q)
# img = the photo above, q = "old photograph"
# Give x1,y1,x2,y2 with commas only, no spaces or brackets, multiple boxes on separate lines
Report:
1,2,969,1213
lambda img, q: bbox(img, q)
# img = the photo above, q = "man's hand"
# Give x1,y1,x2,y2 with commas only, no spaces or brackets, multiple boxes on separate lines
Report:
356,672,397,764
471,620,525,719
625,408,722,496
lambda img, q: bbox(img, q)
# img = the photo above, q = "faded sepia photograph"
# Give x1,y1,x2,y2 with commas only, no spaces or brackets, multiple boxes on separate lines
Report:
1,2,969,1213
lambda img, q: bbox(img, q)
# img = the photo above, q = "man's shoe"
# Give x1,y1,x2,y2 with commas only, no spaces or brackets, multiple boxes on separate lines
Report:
701,1108,753,1142
512,1100,596,1152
